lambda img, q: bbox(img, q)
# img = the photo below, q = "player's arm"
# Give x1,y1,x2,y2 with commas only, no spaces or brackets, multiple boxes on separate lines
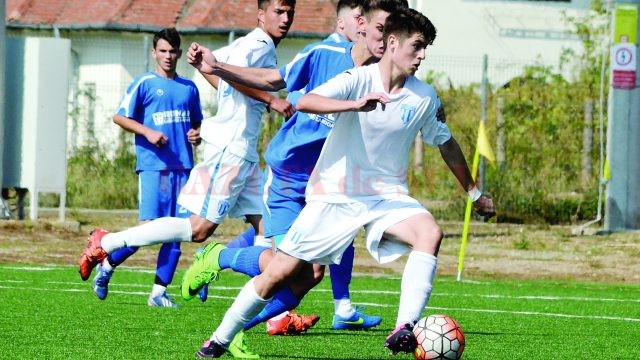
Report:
438,137,495,217
199,70,294,119
188,42,286,91
113,114,167,147
296,92,390,114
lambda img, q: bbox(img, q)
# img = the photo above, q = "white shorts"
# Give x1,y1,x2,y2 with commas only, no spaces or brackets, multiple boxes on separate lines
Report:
177,143,262,223
278,195,429,265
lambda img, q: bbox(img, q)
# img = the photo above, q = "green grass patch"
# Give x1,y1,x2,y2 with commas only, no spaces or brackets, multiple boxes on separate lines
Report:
0,264,638,359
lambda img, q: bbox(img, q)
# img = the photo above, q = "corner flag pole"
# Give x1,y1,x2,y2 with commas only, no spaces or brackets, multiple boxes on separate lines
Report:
457,146,480,282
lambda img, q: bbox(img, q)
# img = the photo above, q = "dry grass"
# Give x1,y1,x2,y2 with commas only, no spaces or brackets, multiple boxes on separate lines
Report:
1,209,638,284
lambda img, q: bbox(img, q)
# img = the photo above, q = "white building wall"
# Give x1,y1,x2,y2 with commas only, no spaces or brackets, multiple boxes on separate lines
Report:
414,0,593,86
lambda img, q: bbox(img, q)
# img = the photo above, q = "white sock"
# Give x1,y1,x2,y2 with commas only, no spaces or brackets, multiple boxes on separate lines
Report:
101,217,192,253
253,235,272,248
334,298,355,318
101,259,114,272
151,284,167,297
269,311,289,321
396,251,437,327
211,278,270,346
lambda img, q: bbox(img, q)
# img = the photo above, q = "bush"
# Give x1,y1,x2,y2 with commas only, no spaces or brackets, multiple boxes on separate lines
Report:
66,144,138,209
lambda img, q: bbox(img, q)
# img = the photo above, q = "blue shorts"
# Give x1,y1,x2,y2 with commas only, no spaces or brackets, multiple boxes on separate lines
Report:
262,166,307,238
138,169,191,221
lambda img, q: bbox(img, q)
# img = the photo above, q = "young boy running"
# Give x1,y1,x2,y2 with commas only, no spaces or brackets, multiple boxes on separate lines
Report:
186,6,495,358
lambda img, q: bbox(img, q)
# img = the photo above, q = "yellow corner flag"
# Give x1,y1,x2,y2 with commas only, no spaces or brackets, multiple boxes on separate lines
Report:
477,121,495,165
457,121,495,282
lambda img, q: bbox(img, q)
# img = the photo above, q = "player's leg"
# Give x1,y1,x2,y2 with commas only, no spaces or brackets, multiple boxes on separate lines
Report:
78,144,242,280
363,197,441,354
197,251,307,356
329,242,382,330
92,247,137,300
226,227,256,248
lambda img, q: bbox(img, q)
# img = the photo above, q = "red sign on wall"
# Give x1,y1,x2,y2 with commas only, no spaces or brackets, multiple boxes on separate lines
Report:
613,70,637,89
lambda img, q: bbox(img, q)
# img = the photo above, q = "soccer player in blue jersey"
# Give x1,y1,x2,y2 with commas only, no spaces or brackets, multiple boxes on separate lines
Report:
186,8,495,358
90,28,203,308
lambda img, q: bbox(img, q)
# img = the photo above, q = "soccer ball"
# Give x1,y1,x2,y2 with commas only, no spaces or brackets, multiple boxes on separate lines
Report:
413,314,465,360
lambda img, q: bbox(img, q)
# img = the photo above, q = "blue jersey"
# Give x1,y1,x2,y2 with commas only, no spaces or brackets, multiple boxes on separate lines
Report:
117,72,203,172
264,41,355,179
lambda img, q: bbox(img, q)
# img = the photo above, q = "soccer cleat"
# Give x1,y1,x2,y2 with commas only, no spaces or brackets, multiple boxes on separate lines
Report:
199,283,209,302
332,306,382,330
384,323,417,355
196,340,226,358
92,263,113,300
228,330,260,359
181,242,224,301
79,228,110,281
266,310,320,336
147,292,178,308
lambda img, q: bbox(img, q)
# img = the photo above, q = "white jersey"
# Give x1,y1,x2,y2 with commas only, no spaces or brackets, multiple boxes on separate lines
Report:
200,28,277,162
306,63,452,203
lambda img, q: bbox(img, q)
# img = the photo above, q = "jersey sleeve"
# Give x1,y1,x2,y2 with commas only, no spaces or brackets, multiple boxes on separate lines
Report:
309,69,356,101
279,44,317,92
116,77,146,122
420,95,452,146
189,85,204,127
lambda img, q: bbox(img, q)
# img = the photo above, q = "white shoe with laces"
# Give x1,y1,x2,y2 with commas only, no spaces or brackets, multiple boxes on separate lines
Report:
147,292,178,308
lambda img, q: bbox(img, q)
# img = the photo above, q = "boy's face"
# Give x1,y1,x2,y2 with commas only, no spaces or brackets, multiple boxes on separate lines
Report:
360,10,391,59
337,6,363,42
152,38,181,74
259,1,296,42
390,33,427,76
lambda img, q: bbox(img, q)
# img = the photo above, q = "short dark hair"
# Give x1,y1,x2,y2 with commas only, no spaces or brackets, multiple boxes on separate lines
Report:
361,0,408,18
336,0,362,16
258,0,296,10
382,7,436,46
153,28,181,49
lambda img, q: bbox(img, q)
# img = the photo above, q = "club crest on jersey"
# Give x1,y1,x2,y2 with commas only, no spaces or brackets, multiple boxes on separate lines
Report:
400,104,416,125
156,88,164,96
217,201,230,216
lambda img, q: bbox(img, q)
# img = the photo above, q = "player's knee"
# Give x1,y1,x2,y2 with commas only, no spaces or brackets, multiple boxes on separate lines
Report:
190,221,215,243
311,265,324,286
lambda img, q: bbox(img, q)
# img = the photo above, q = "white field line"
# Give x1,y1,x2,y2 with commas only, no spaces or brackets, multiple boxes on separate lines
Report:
1,283,638,323
22,281,640,304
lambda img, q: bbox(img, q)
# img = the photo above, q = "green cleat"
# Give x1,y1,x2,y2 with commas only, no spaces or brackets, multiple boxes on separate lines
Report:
229,330,260,359
181,242,224,301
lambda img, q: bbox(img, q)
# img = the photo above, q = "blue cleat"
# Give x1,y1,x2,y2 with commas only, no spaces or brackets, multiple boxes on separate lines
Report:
147,292,178,308
199,283,209,302
332,306,382,330
92,264,113,300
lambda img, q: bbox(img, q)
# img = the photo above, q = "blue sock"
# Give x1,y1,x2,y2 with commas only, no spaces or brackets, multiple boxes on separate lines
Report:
244,287,300,330
155,242,181,286
108,246,139,266
218,246,267,277
226,228,256,248
329,242,354,300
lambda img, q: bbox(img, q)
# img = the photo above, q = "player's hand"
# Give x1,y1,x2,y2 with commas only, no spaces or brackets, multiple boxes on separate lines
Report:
473,194,496,220
436,104,446,123
269,97,296,119
146,130,169,148
187,42,216,74
353,92,390,112
187,128,201,146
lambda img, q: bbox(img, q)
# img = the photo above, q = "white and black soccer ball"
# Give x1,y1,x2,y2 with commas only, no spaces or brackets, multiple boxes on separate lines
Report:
413,314,465,360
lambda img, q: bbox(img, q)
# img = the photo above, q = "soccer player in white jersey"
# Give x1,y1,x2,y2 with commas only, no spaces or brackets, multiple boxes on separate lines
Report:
90,28,203,308
77,1,295,356
189,7,495,358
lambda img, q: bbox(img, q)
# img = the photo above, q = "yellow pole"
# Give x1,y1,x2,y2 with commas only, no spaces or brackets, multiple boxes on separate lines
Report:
457,146,480,282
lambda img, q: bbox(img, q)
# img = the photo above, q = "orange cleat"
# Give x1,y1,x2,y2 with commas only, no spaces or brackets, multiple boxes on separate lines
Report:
266,310,320,336
78,228,110,281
